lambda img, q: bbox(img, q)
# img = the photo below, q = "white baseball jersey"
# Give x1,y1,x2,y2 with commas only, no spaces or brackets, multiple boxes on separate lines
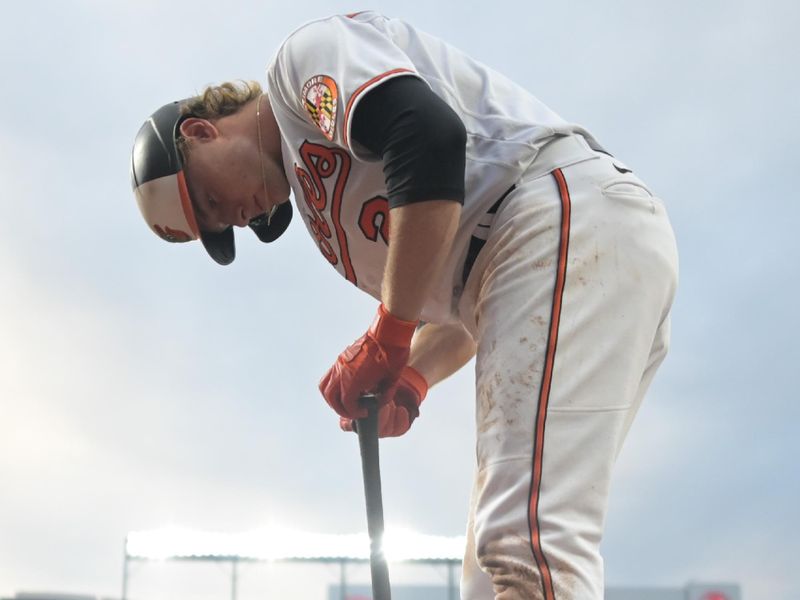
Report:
267,12,679,599
266,11,598,323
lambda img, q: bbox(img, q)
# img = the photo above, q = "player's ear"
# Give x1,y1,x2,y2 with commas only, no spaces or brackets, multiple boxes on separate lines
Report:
179,118,219,142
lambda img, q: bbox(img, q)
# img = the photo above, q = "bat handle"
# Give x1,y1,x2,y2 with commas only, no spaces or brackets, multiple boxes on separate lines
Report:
356,394,392,600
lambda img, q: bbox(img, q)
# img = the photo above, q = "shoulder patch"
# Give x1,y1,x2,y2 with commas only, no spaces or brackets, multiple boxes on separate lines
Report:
302,75,339,141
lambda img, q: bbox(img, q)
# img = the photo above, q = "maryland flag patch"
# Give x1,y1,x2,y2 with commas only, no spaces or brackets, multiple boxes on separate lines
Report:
302,75,338,141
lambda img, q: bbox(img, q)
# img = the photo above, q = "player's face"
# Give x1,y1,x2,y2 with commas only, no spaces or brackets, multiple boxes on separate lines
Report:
180,115,289,233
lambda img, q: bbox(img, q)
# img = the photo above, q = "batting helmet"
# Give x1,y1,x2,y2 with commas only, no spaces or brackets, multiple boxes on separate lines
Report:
130,100,292,265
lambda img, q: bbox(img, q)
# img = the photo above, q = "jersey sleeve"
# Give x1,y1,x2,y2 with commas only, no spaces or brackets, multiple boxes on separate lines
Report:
267,14,423,159
351,76,466,207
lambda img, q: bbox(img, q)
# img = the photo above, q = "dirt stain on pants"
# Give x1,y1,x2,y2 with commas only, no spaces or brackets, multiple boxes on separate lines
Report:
478,535,577,600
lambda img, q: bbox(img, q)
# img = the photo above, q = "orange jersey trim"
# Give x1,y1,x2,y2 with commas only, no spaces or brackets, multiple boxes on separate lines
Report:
527,168,572,600
343,68,415,148
328,147,357,284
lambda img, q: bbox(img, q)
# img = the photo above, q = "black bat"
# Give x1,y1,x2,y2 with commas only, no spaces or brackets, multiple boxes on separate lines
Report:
356,394,392,600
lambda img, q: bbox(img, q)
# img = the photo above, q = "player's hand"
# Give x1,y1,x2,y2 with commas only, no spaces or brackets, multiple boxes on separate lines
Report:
340,366,428,437
319,303,418,419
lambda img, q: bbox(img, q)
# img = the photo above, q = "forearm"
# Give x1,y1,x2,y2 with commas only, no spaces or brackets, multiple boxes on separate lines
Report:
408,321,477,386
381,200,461,322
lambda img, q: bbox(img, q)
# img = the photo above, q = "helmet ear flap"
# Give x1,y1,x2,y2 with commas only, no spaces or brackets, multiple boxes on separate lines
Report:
249,201,293,243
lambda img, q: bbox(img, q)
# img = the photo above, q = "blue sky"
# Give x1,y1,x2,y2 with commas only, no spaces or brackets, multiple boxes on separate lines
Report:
1,1,798,599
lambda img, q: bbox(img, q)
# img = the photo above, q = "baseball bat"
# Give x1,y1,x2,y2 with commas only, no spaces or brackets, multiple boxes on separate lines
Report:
356,394,392,600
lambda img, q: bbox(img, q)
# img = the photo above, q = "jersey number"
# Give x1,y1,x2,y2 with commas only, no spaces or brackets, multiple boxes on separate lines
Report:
358,197,390,244
295,141,390,286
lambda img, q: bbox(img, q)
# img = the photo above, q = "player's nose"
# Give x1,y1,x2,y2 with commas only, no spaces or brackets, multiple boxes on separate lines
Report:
232,204,251,227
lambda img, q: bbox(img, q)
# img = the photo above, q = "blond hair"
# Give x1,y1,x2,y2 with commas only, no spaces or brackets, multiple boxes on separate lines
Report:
176,80,263,162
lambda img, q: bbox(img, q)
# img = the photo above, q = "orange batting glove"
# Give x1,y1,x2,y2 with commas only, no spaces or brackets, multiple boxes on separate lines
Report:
340,366,428,438
319,303,418,419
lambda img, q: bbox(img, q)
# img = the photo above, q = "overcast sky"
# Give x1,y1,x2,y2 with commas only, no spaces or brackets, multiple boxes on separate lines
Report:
1,0,798,599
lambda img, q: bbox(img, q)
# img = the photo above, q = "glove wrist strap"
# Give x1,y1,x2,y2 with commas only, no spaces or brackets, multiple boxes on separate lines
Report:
402,365,429,400
370,303,418,347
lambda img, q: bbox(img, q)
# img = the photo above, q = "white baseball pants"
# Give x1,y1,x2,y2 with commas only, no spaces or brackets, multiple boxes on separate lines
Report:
457,136,679,600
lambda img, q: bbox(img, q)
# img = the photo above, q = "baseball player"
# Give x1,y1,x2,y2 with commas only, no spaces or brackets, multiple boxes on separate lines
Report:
131,11,678,599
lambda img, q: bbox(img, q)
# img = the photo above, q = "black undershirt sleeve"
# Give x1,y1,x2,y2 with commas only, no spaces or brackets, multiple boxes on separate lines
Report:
350,75,466,208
